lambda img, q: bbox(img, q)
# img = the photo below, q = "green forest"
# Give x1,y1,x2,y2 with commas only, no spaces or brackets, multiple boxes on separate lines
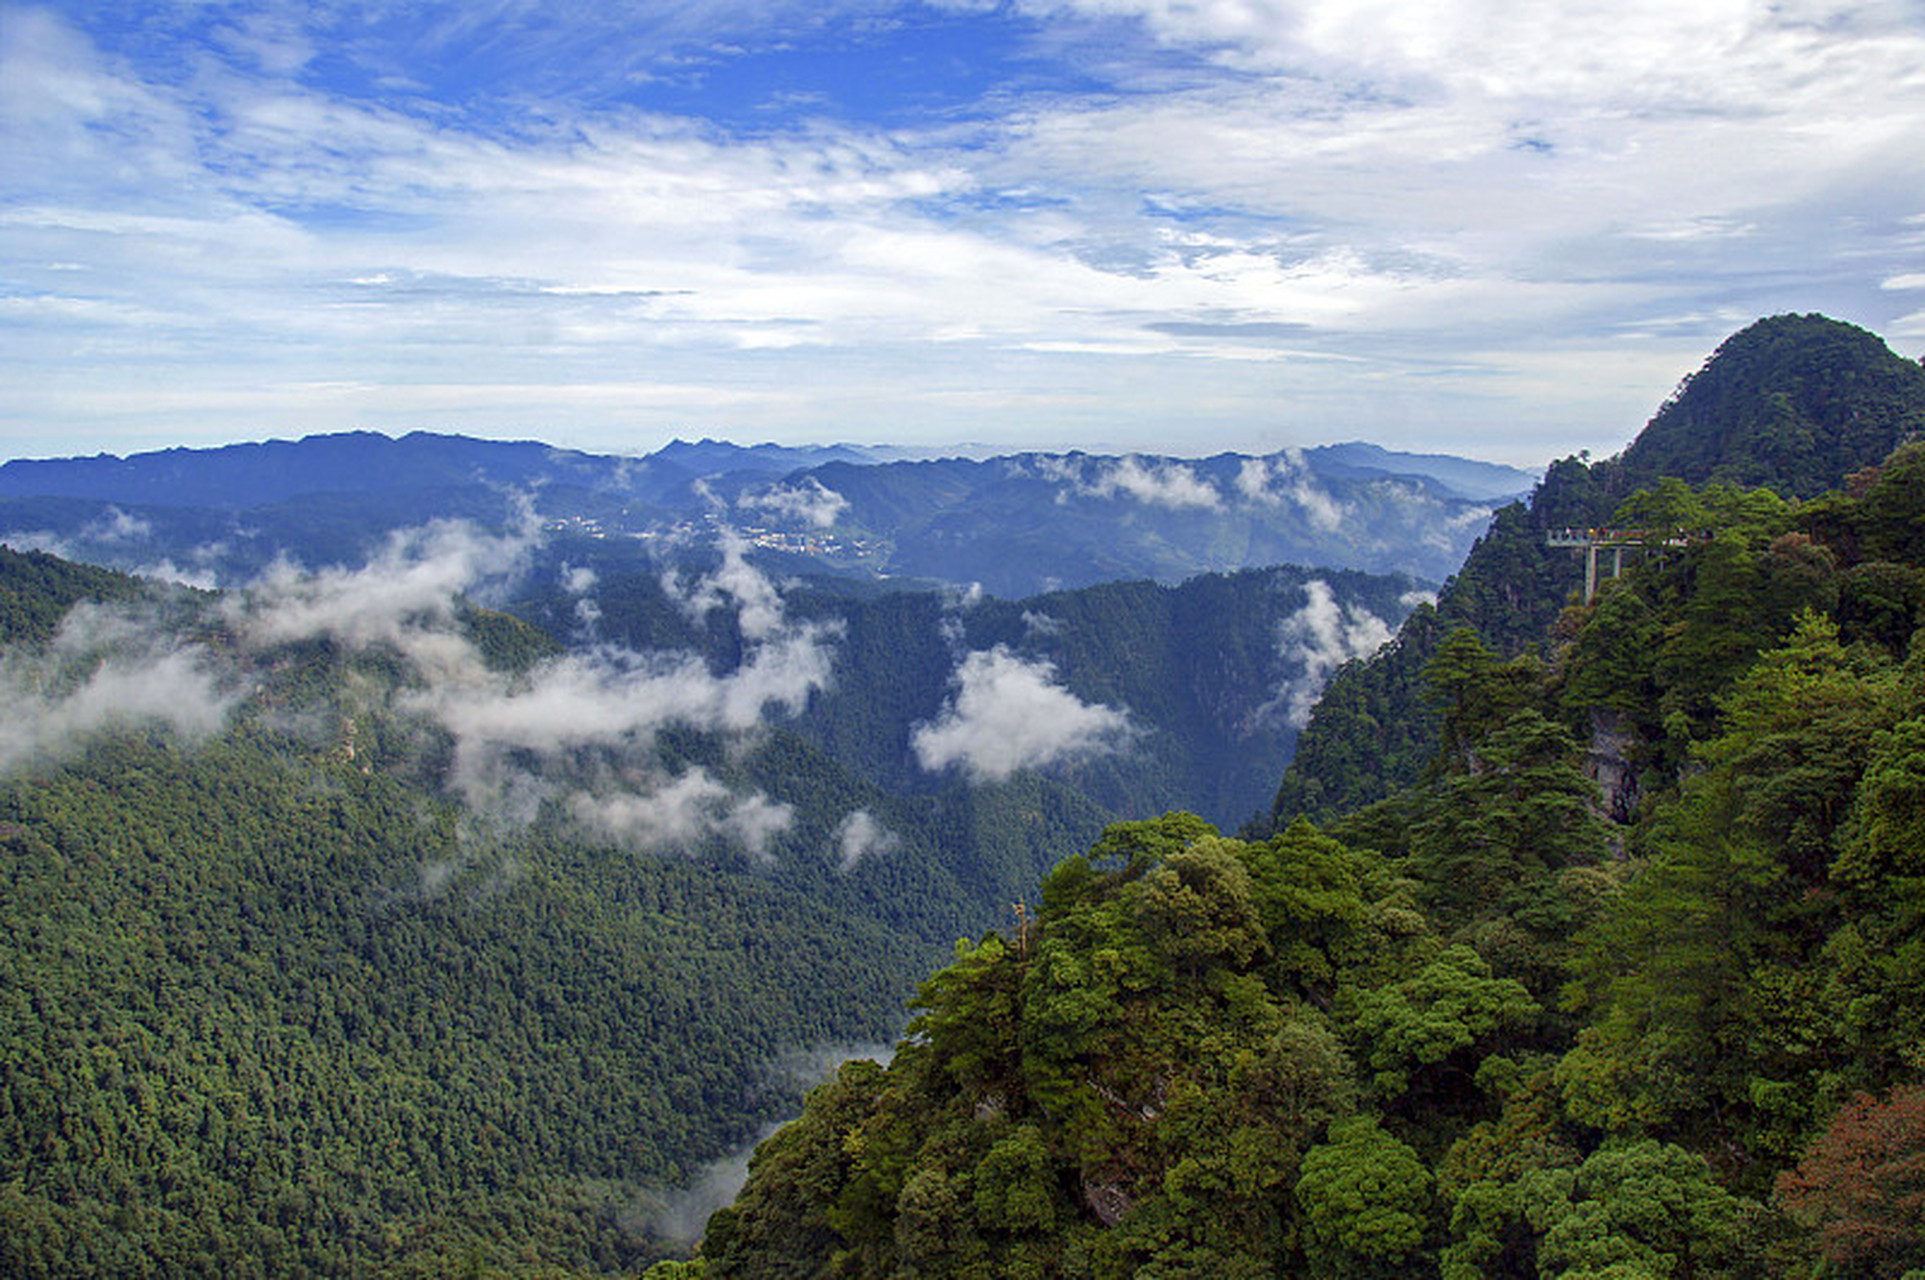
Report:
0,546,1115,1274
665,317,1925,1277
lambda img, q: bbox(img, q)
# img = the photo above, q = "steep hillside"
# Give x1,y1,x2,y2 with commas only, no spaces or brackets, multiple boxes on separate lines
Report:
1270,314,1925,826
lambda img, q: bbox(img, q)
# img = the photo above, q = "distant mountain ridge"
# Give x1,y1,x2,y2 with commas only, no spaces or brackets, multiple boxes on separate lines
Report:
0,433,1532,596
0,432,1533,507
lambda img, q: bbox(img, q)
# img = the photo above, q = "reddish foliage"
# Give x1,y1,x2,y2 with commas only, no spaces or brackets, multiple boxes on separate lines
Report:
1776,1084,1925,1276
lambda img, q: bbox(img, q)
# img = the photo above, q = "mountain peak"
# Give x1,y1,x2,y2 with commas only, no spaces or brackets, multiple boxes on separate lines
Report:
1617,313,1925,499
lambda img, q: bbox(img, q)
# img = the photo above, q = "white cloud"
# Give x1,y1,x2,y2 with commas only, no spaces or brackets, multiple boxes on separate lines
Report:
5,4,1925,466
1236,456,1279,504
1260,579,1395,729
0,602,239,774
663,533,791,642
227,517,833,855
226,518,537,677
1039,454,1223,509
569,769,793,861
912,644,1134,782
1021,609,1063,636
834,808,902,872
738,478,850,528
86,507,150,543
1233,455,1350,530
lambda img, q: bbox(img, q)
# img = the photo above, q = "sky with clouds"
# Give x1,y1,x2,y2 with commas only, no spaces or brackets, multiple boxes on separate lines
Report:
4,0,1924,467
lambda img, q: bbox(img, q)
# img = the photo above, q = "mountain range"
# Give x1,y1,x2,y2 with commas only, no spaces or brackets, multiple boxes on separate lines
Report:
0,435,1530,598
675,313,1925,1278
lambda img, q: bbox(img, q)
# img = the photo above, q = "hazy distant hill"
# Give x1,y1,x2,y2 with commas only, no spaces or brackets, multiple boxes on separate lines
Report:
0,433,1529,597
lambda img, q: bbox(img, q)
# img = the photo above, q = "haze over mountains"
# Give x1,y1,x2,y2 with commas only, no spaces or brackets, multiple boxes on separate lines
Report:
0,435,1530,598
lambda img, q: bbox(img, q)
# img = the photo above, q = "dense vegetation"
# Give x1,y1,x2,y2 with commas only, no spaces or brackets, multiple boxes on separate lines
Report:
676,318,1925,1275
0,530,1425,1272
681,436,1925,1278
0,546,1130,1273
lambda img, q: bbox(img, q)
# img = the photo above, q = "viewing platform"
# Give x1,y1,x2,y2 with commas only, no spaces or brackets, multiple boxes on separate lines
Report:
1547,528,1695,602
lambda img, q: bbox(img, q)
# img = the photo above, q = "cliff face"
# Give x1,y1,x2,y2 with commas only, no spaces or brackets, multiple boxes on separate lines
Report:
1586,706,1640,828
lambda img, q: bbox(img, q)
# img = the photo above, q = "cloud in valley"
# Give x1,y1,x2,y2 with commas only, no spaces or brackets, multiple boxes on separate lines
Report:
640,1125,781,1247
641,1041,892,1243
834,809,901,873
738,478,850,529
912,645,1134,783
230,518,835,857
1262,580,1396,730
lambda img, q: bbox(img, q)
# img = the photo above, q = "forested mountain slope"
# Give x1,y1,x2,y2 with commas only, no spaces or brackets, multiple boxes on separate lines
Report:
678,435,1925,1280
1269,313,1925,825
511,561,1426,832
0,543,1095,1273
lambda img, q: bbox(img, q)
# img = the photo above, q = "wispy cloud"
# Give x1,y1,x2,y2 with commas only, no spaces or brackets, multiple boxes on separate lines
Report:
1257,579,1396,730
229,516,835,856
834,808,901,872
0,601,239,774
738,477,850,528
1039,454,1223,509
1233,454,1350,530
569,770,794,862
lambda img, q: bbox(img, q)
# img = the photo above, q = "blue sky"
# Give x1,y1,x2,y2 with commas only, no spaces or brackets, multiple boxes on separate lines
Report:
4,0,1924,467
